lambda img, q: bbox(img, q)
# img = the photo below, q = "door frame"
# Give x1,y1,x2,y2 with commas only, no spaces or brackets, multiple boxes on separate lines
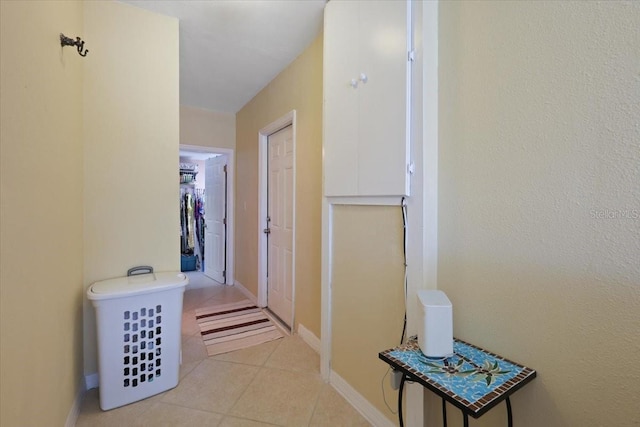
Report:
180,144,235,285
258,110,296,333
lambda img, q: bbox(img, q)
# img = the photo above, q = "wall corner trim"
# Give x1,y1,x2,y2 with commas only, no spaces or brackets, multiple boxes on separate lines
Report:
297,324,321,353
329,370,396,427
233,280,258,305
64,379,86,427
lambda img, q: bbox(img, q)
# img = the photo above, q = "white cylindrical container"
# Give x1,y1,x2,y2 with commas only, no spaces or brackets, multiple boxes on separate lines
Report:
87,271,188,410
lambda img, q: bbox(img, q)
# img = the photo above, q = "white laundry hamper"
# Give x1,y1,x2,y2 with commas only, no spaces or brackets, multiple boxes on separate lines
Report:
87,267,188,410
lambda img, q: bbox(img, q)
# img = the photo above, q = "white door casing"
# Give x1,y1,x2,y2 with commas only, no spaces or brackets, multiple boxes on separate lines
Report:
180,144,235,285
204,155,227,283
266,125,294,327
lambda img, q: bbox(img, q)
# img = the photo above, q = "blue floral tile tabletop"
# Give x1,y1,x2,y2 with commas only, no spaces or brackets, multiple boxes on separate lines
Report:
379,338,536,417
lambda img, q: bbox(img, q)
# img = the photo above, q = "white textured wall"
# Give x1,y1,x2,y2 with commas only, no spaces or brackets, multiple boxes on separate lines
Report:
180,105,235,150
331,205,405,420
235,35,323,336
438,1,639,426
1,2,84,425
83,1,179,376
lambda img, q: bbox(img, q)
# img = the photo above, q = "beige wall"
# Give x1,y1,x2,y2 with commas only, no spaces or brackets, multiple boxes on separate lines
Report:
331,205,405,421
235,35,323,336
181,105,235,150
437,2,640,426
0,1,84,425
83,1,179,375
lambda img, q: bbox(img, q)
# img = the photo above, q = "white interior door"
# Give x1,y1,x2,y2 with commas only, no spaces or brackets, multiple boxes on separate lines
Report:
267,125,294,326
204,155,227,283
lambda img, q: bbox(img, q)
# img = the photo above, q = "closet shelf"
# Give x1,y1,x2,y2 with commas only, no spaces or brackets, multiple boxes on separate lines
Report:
179,170,198,184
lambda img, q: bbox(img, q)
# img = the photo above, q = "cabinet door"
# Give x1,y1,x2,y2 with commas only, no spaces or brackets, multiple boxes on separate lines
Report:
358,0,410,196
323,0,410,198
323,0,359,197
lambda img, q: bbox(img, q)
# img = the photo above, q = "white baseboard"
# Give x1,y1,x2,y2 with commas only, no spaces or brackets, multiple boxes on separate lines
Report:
85,372,99,390
406,382,424,427
329,370,395,427
233,280,258,305
297,323,321,354
184,271,222,290
65,379,85,427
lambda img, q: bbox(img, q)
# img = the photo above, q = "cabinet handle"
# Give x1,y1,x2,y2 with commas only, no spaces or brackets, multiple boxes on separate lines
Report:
359,73,368,84
350,78,358,89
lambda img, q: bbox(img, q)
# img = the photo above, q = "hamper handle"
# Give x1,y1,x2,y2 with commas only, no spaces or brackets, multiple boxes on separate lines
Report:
127,266,154,276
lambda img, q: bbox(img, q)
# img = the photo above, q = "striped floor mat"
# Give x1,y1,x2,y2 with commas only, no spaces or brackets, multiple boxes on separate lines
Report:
195,299,284,356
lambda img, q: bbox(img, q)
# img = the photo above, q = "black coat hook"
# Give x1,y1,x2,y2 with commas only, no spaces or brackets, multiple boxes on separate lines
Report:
60,33,88,57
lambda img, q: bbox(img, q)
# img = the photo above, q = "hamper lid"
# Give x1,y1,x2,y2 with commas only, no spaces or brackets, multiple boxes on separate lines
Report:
87,272,188,300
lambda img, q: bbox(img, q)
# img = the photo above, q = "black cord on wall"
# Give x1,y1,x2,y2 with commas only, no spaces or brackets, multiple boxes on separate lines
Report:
400,196,408,345
382,196,410,415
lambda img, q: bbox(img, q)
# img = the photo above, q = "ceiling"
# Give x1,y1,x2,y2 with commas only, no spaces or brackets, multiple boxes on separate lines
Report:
120,0,326,113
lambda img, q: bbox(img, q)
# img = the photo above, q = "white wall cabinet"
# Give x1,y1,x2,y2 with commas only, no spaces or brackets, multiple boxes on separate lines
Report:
323,0,411,197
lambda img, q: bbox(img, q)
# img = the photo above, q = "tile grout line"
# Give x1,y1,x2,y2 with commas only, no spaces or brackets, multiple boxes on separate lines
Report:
150,399,227,418
220,413,286,427
182,286,255,419
306,381,326,427
224,359,268,418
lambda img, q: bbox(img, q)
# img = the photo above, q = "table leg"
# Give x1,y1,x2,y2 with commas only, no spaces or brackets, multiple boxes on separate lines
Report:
398,374,406,427
462,410,469,427
442,398,447,427
506,397,513,427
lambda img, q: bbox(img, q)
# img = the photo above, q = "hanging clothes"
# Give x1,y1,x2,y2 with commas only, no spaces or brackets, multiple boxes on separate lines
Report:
194,189,206,263
180,187,206,272
186,192,195,250
180,188,196,254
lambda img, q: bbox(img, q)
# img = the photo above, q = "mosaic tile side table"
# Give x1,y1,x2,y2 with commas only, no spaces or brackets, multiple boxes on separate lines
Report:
379,338,536,427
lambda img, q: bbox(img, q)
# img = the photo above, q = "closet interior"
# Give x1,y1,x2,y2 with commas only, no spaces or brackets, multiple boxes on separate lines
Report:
180,162,205,272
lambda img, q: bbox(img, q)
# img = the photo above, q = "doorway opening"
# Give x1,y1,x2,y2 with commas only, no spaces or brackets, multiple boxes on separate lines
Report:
179,144,235,285
258,111,296,333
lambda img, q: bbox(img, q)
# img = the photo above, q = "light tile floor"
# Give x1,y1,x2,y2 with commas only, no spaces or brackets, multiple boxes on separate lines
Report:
77,272,371,427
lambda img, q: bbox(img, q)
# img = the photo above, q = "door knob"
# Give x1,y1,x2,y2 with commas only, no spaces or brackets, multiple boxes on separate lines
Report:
263,228,271,234
359,73,368,84
349,79,358,89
